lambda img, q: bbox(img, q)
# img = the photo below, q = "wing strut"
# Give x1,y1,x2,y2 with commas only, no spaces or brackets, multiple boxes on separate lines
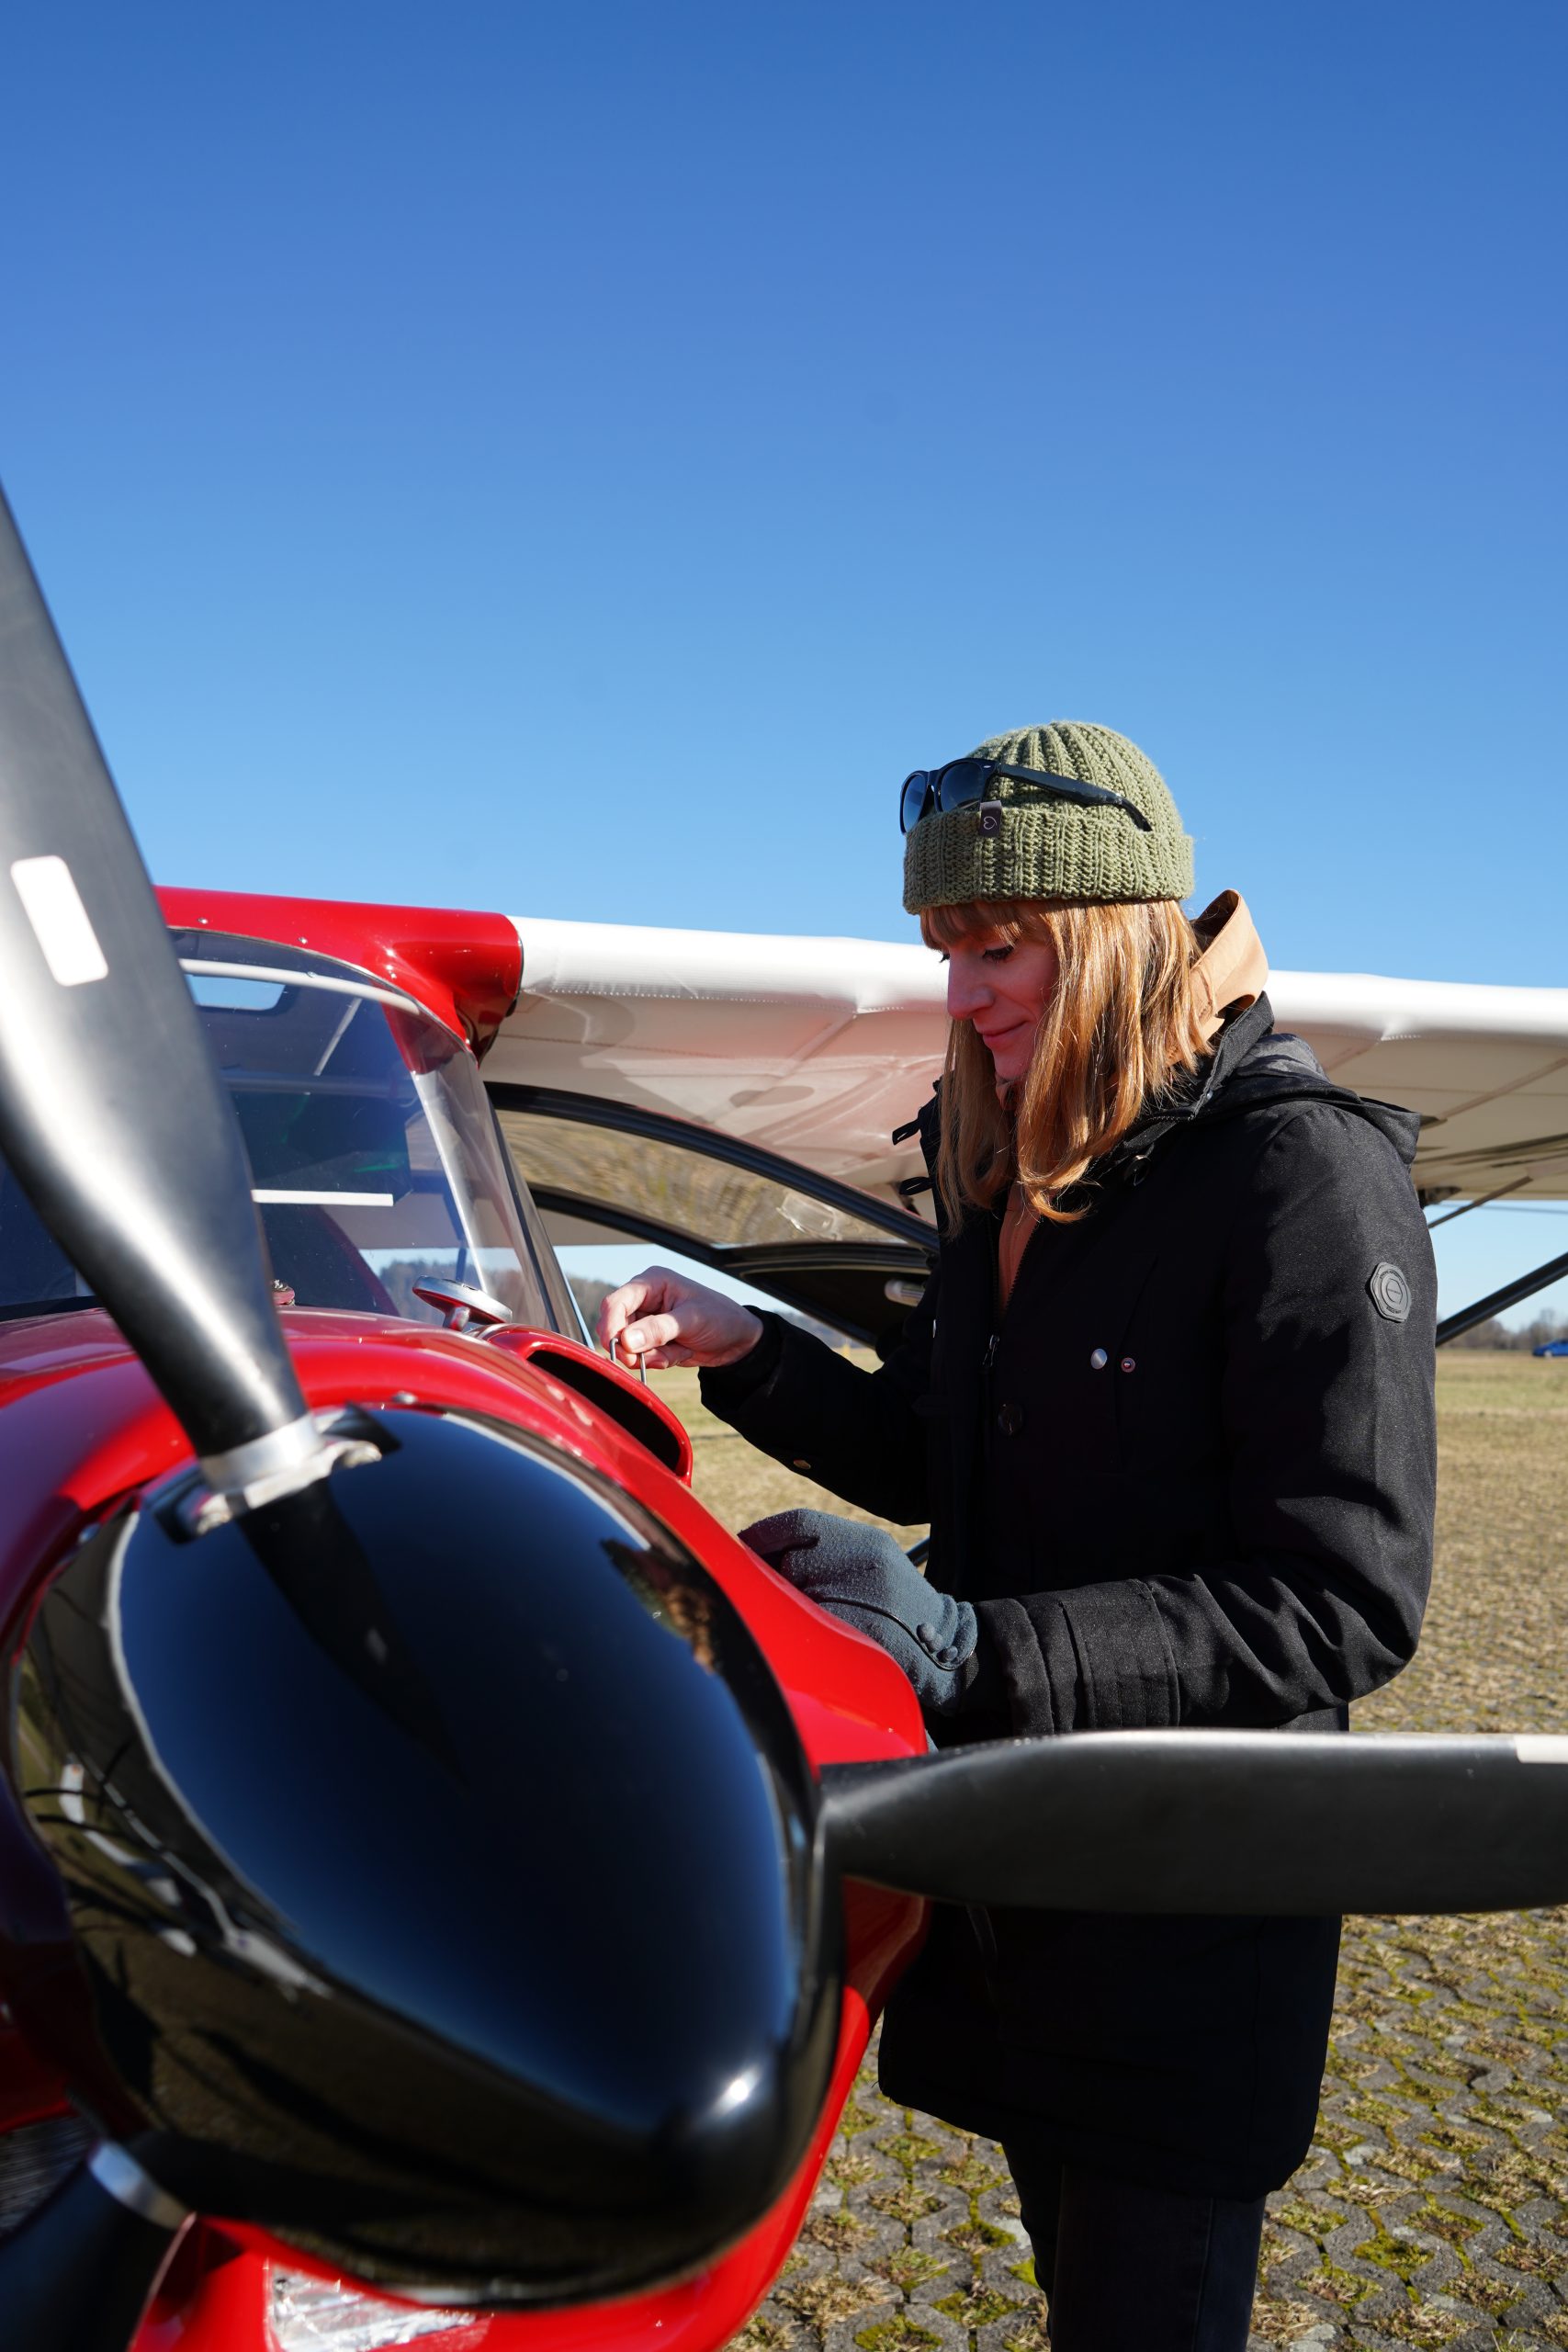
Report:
1436,1246,1568,1345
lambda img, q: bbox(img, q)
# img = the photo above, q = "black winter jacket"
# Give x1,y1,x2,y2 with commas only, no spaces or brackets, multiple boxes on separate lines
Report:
702,998,1438,2197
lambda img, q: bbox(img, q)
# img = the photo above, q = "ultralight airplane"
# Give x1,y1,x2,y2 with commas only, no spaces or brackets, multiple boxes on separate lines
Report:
0,481,1565,2352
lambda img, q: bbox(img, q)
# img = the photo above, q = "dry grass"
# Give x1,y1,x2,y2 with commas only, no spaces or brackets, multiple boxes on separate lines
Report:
649,1350,1568,2352
661,1355,926,1550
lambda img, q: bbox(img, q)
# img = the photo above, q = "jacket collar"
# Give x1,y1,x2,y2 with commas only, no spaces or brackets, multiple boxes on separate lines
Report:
1190,889,1269,1037
1098,992,1278,1181
1113,989,1423,1173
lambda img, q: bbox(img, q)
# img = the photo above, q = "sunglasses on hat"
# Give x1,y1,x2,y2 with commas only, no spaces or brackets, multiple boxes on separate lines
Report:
899,758,1153,836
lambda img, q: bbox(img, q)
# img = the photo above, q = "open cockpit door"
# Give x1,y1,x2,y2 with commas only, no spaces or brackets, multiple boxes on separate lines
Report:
491,1084,935,1351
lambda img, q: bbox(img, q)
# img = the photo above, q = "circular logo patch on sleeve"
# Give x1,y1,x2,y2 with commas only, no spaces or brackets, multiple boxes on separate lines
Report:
1368,1261,1412,1322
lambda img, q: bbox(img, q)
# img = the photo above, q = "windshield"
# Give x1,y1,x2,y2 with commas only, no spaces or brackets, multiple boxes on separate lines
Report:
0,934,569,1333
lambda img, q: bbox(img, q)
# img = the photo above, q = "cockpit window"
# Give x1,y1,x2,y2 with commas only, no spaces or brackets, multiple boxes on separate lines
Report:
0,933,571,1333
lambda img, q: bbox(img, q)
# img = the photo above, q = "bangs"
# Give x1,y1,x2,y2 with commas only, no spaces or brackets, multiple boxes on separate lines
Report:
919,898,1062,953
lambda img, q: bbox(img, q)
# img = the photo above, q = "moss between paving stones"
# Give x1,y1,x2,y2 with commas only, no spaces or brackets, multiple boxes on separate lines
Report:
835,2101,879,2139
872,2248,951,2296
826,2154,883,2190
728,2316,794,2352
931,2288,1023,2329
868,2183,946,2225
940,2222,1017,2257
803,2207,881,2256
854,2319,941,2352
777,2268,888,2335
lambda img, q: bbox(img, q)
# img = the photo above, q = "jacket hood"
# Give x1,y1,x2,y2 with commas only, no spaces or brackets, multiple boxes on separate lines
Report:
1190,888,1269,1037
1119,993,1423,1171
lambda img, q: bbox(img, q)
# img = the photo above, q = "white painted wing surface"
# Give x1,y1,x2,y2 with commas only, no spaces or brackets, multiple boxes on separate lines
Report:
490,919,1568,1216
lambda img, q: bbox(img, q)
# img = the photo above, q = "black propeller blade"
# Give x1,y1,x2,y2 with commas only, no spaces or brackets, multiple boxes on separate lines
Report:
0,2145,185,2352
822,1731,1568,1916
0,482,318,1488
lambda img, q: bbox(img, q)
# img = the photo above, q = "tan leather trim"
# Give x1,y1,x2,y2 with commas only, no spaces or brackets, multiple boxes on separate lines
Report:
1190,889,1269,1039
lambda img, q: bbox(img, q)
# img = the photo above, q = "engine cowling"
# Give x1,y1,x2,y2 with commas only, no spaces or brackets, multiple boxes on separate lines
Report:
11,1404,839,2307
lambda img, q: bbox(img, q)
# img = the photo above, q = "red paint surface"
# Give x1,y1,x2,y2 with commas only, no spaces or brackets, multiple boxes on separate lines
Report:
0,1306,927,2352
487,1327,696,1482
155,887,523,1056
182,1991,884,2352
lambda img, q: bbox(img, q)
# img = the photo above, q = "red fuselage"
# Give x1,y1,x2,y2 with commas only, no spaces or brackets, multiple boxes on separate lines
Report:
0,888,929,2351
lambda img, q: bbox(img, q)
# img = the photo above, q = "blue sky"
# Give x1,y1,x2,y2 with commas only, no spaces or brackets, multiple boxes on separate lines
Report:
0,2,1563,1320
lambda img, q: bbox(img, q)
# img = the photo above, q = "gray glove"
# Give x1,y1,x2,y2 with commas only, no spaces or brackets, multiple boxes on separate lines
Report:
740,1508,977,1716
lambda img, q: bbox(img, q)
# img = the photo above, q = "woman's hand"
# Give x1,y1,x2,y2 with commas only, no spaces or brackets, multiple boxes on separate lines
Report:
739,1509,978,1715
596,1266,764,1371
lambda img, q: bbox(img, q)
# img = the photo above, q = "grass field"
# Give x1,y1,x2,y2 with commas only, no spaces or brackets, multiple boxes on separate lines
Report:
650,1351,1568,2352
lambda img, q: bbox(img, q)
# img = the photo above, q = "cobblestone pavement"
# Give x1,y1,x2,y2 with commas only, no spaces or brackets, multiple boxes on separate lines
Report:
666,1351,1568,2352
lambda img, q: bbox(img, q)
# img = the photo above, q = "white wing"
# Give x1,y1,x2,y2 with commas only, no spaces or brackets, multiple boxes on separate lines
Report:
489,918,1568,1214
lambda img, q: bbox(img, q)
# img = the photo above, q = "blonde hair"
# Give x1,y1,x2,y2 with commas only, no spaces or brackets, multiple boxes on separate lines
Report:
919,898,1209,1227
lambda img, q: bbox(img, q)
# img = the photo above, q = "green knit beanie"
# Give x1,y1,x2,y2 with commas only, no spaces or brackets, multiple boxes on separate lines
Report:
902,720,1194,912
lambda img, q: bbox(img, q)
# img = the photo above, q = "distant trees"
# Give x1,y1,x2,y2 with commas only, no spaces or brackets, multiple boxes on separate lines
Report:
1450,1313,1568,1352
567,1274,617,1332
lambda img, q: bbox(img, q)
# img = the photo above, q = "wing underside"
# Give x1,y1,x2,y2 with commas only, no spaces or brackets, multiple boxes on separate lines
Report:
489,918,1568,1216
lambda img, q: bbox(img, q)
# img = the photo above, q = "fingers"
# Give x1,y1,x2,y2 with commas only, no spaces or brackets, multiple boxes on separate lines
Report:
598,1269,679,1354
596,1266,761,1371
595,1283,638,1353
621,1310,683,1357
598,1271,707,1374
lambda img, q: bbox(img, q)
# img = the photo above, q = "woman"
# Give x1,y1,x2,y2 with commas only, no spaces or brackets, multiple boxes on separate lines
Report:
598,721,1437,2351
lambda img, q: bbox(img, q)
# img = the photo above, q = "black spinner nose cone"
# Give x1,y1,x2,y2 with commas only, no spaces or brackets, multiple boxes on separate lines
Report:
13,1408,838,2303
